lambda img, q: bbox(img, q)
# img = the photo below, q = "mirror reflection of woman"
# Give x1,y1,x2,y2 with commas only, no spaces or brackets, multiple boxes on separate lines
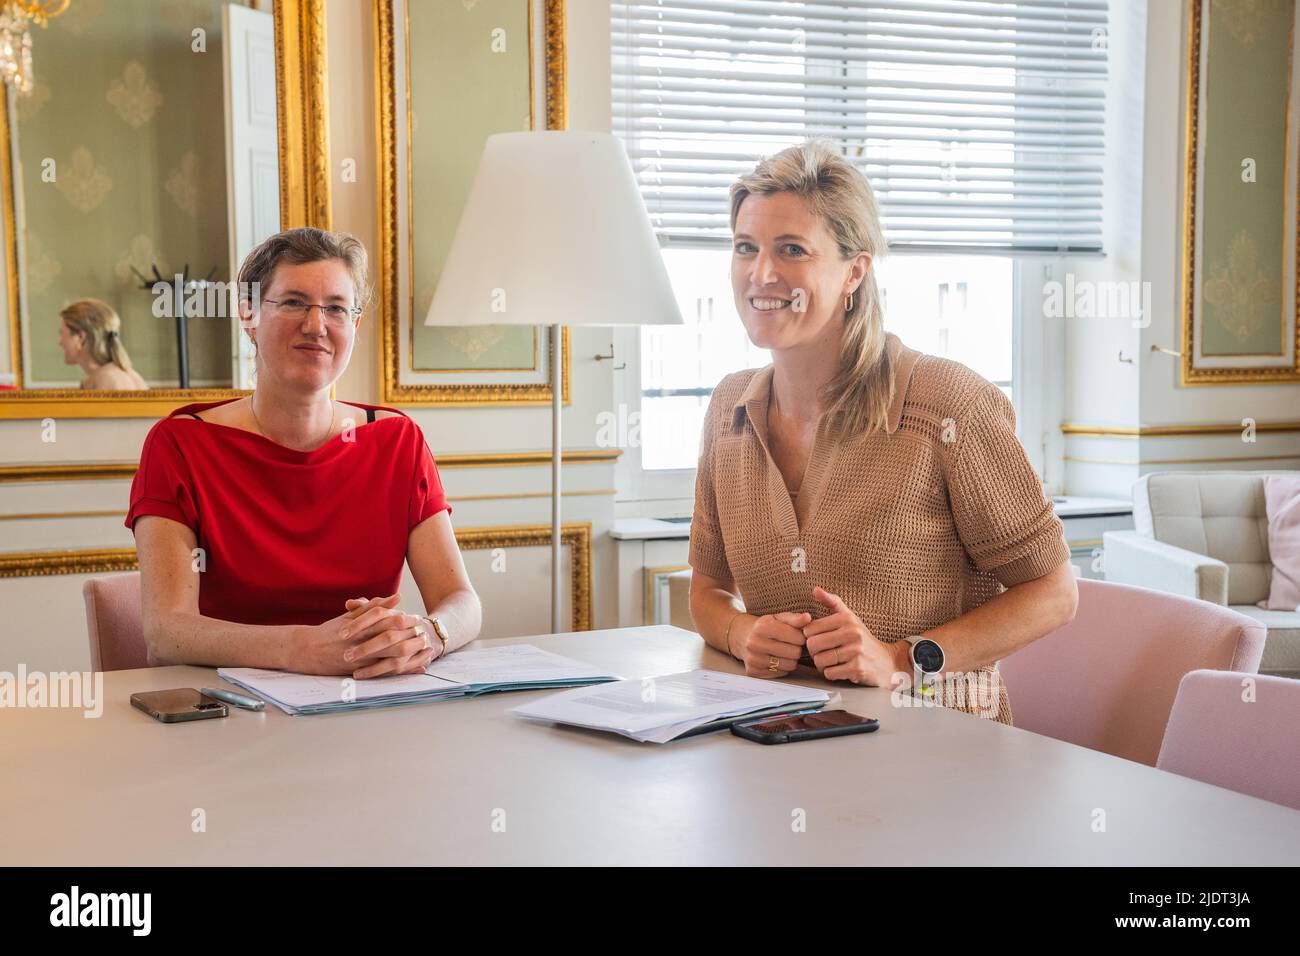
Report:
58,298,149,391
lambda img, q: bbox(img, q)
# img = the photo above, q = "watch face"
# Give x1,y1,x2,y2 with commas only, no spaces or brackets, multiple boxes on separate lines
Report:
911,639,944,674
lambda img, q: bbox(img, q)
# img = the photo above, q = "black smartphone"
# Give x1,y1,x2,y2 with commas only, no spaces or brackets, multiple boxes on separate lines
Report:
131,688,229,723
731,709,879,744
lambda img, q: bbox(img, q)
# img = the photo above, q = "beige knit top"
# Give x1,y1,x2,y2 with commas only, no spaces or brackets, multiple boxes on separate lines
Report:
689,333,1070,725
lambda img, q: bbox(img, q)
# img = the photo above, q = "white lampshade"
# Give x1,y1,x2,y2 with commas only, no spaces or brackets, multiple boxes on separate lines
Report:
425,131,683,329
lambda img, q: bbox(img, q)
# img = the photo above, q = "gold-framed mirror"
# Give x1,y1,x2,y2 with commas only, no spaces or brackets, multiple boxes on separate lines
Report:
0,0,330,419
375,0,571,407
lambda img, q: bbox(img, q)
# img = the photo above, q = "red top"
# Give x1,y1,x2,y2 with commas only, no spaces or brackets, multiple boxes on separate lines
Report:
126,400,451,627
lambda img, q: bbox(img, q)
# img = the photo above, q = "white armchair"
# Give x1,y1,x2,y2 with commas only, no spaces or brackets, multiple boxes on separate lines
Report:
1103,471,1299,677
1102,532,1229,604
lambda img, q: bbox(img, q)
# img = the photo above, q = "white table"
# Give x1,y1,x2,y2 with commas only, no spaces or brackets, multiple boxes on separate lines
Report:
3,626,1298,865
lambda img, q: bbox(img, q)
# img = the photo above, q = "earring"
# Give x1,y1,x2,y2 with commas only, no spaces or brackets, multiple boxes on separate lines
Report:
844,291,854,313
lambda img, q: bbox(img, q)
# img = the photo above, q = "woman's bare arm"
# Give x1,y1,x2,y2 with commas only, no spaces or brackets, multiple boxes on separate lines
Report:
688,567,747,656
135,515,303,669
923,560,1079,676
689,567,812,678
405,510,482,652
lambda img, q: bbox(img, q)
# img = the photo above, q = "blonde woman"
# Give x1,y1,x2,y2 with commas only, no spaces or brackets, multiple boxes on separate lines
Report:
58,298,149,390
688,141,1077,724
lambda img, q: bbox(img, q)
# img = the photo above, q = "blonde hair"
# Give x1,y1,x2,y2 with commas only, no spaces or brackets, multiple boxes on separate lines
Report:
729,140,894,439
60,298,137,374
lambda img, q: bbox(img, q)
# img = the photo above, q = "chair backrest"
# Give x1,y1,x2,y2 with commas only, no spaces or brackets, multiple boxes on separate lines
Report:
998,578,1266,766
83,572,148,672
1133,471,1287,605
1157,669,1300,812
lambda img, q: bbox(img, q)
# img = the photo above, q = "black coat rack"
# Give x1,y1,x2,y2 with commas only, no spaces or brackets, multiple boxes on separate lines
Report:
132,262,218,389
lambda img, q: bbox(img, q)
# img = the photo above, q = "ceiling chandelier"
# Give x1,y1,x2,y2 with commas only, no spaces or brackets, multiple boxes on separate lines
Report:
0,1,69,95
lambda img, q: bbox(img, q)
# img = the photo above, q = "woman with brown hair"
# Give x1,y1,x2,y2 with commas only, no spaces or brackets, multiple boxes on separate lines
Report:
127,227,481,678
688,141,1077,724
58,298,148,390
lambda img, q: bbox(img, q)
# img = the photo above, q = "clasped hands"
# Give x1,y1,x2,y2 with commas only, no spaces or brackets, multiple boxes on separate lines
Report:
290,591,442,679
731,585,909,687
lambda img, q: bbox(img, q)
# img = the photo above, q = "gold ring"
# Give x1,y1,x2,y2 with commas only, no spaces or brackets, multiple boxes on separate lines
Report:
768,655,780,672
835,648,842,665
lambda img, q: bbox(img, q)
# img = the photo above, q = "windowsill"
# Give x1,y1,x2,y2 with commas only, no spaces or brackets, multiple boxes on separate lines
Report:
610,517,693,540
1050,496,1133,518
611,496,1133,541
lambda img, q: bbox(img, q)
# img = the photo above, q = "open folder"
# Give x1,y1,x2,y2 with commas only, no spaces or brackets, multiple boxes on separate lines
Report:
512,669,831,743
217,644,619,716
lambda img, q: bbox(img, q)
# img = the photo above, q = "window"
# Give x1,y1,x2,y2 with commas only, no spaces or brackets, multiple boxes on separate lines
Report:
641,249,1013,470
612,0,1107,478
640,248,770,470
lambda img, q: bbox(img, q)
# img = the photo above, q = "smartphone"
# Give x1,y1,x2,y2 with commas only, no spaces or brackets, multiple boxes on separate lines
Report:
731,708,878,744
131,688,229,723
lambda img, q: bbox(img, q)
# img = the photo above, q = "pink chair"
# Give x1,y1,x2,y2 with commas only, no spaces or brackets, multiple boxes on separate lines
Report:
997,578,1265,766
1157,670,1300,811
83,572,149,672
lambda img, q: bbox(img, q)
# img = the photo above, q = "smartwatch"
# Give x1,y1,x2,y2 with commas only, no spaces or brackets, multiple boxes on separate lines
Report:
903,635,945,697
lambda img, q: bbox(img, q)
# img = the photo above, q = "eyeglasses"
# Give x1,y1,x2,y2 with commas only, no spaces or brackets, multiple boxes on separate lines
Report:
261,298,361,324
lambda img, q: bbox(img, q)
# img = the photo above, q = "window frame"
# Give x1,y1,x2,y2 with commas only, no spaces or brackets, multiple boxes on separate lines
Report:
614,251,1047,515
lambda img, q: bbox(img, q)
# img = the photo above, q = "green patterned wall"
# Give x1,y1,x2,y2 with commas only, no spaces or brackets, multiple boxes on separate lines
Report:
408,0,535,372
16,0,254,386
1198,0,1293,357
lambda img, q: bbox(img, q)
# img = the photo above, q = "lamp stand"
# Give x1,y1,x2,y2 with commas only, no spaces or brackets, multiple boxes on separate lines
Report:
550,322,562,634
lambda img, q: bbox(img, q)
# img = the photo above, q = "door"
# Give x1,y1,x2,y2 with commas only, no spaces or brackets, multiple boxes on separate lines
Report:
223,2,280,390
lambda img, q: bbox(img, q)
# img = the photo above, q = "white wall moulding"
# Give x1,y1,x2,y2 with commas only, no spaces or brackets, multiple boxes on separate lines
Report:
456,522,592,632
0,492,617,522
0,449,622,484
1060,421,1300,437
0,521,594,633
1065,454,1300,466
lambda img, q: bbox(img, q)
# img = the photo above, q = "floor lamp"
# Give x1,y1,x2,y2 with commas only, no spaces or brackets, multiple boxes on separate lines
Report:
425,132,683,634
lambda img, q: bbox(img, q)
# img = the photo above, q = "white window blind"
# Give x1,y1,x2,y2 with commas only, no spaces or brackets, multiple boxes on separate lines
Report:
611,0,1108,254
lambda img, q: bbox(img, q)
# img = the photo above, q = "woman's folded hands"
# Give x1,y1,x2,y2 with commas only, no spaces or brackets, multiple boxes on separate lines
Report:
288,592,441,679
802,586,908,687
730,610,811,678
731,586,908,687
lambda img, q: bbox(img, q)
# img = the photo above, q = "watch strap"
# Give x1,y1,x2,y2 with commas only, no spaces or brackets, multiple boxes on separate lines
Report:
423,616,450,652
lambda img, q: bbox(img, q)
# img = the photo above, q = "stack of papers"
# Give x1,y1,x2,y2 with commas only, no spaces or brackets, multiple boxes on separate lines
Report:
511,669,830,743
217,644,619,715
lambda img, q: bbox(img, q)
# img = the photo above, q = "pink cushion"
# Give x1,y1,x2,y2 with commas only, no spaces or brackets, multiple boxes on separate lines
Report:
1158,670,1300,811
999,578,1265,766
1259,475,1300,611
83,573,149,672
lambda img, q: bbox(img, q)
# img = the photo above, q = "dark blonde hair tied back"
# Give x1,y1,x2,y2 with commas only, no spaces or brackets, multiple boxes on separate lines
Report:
729,140,895,439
